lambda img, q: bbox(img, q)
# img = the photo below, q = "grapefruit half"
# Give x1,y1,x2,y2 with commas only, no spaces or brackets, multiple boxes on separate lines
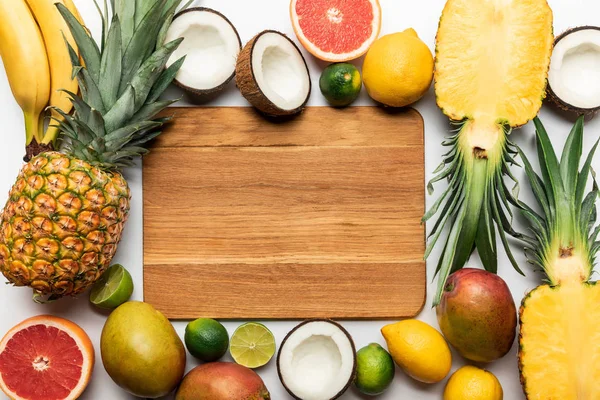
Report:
290,0,382,62
0,316,94,400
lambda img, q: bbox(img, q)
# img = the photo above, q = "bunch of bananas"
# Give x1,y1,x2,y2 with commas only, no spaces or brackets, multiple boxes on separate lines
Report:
0,0,81,157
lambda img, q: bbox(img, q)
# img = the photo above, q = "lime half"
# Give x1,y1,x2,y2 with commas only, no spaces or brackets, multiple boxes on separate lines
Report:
230,322,275,368
90,264,134,309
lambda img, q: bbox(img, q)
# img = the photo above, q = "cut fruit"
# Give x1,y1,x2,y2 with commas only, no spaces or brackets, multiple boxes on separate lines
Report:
165,7,241,96
230,322,275,369
277,319,356,400
548,26,600,114
290,0,381,62
425,0,554,305
0,315,94,400
89,264,134,309
236,30,311,116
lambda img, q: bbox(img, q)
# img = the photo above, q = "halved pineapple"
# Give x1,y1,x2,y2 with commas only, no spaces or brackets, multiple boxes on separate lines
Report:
516,118,600,400
426,0,554,304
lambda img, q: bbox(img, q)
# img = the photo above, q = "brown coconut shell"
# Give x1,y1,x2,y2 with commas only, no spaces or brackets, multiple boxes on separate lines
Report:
276,319,356,400
236,30,311,117
547,26,600,115
171,7,241,97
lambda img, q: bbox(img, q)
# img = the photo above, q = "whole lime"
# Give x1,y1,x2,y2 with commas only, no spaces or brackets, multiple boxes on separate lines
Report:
319,63,362,107
355,343,395,395
184,318,229,362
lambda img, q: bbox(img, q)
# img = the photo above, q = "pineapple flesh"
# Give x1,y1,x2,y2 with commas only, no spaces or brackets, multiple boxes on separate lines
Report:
517,118,600,400
0,0,186,299
426,0,554,304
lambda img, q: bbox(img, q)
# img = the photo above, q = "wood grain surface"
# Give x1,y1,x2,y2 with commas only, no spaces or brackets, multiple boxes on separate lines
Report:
143,107,426,319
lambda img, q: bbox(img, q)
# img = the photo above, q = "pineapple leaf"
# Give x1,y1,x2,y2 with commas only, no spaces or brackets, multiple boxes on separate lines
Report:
129,99,178,124
425,181,465,258
120,0,167,96
130,38,183,109
63,36,82,79
147,56,185,103
99,15,122,109
56,3,101,82
490,189,525,276
114,0,135,49
105,121,162,142
560,116,584,197
575,139,600,209
519,148,551,223
581,190,598,237
79,69,106,114
88,110,106,138
476,188,498,274
127,130,162,147
61,90,91,126
422,164,463,223
135,0,160,27
103,85,136,132
156,10,175,51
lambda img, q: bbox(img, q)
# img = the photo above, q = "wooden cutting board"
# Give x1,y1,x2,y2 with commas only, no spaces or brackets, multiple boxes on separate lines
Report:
143,107,426,320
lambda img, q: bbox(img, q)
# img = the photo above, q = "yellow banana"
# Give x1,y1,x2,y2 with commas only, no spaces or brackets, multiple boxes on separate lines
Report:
0,0,50,145
25,0,81,145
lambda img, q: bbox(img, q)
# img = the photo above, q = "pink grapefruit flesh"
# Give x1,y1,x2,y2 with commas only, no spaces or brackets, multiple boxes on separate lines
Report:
291,0,381,62
0,316,94,400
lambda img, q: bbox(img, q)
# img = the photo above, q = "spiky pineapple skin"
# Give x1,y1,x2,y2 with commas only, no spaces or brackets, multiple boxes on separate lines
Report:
0,152,130,297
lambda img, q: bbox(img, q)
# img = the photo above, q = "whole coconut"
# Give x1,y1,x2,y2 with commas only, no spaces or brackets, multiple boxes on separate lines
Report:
101,301,186,398
176,362,270,400
436,268,517,363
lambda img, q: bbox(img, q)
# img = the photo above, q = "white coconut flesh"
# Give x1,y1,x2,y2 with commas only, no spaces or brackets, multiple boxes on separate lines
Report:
549,29,600,109
165,9,240,91
279,321,355,400
252,32,310,111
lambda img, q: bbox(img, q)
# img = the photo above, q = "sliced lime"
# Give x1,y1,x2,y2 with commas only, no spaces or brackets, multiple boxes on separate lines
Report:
90,264,134,309
230,322,276,368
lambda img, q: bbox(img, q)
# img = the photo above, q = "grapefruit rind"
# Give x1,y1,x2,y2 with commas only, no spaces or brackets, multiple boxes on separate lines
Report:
290,0,382,62
0,315,94,400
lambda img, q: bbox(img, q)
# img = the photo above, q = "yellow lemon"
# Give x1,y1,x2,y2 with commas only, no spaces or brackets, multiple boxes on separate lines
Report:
381,319,451,383
362,28,434,107
444,366,503,400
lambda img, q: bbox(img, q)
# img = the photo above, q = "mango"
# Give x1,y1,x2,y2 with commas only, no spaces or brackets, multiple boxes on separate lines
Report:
176,362,270,400
436,268,517,362
101,301,186,398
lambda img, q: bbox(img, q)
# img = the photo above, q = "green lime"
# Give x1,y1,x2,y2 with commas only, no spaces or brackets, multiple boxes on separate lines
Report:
89,264,134,309
355,343,395,395
319,62,362,107
185,318,229,362
230,322,275,368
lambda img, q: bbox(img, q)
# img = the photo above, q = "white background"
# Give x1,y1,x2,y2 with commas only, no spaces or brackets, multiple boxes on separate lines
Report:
0,0,599,399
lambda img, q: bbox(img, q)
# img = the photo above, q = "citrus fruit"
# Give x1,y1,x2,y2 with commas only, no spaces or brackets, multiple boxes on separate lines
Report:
230,322,276,369
381,319,451,383
355,343,395,395
444,366,503,400
184,318,229,362
90,264,134,309
290,0,382,62
320,63,362,107
363,28,434,107
0,315,94,400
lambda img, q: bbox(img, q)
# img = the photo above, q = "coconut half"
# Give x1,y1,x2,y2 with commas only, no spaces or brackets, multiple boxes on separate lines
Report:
548,26,600,114
236,30,311,116
165,8,241,96
277,320,356,400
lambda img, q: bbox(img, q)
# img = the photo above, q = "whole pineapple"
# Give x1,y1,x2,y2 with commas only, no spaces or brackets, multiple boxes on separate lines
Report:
516,117,600,399
0,0,186,299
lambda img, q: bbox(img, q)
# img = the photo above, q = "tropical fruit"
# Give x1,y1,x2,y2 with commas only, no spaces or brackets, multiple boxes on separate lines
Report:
424,0,554,305
290,0,381,62
230,322,276,369
437,268,517,362
362,29,433,107
0,0,187,300
444,366,503,400
101,302,186,398
355,343,395,396
381,319,451,384
319,63,362,107
515,117,600,399
0,315,94,400
89,264,134,309
185,318,229,362
175,362,270,400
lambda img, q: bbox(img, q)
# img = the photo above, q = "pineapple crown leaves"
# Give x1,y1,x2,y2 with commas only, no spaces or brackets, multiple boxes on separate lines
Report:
424,120,524,305
515,116,600,278
53,0,189,169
